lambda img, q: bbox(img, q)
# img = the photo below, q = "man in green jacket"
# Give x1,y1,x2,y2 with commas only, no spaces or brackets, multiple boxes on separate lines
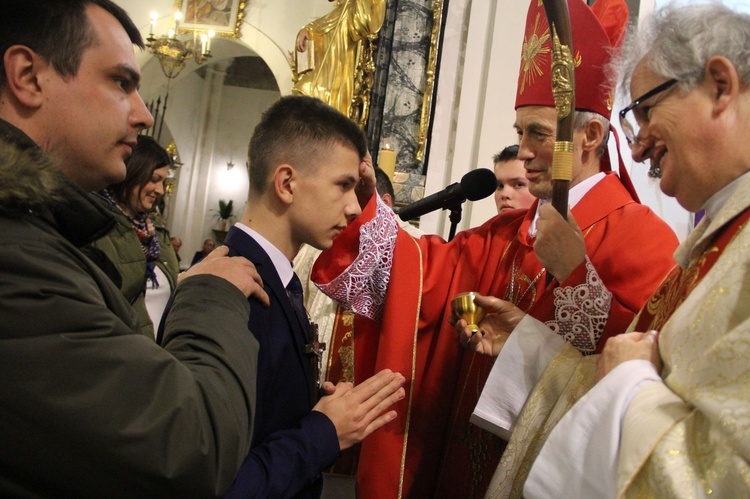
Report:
0,1,403,496
0,0,263,496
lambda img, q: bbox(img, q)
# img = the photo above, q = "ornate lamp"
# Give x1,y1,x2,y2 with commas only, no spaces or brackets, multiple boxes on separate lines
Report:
143,12,216,141
147,11,215,80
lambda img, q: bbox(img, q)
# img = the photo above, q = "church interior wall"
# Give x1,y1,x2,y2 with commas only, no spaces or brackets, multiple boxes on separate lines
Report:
200,84,280,239
162,70,279,256
421,0,528,237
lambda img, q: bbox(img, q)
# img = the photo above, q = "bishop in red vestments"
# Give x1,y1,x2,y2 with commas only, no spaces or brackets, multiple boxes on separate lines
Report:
312,0,678,496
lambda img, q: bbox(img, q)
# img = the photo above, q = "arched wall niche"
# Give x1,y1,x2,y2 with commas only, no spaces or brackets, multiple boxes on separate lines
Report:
122,0,331,255
137,46,281,257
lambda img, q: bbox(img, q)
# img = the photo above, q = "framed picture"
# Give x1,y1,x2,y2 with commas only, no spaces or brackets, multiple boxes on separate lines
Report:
176,0,247,38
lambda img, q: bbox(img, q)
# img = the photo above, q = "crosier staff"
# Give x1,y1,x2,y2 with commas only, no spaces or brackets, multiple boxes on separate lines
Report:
541,0,575,216
541,0,575,285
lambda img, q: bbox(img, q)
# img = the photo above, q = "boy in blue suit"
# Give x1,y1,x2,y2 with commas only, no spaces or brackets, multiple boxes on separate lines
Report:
222,95,406,498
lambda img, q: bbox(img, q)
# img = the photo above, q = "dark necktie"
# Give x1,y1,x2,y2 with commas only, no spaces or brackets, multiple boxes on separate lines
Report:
287,273,325,406
286,273,310,340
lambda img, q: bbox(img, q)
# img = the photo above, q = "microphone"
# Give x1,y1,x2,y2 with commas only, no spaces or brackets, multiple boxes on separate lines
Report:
398,168,497,221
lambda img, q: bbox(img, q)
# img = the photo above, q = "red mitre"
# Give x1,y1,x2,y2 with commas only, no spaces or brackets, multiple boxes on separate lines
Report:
515,0,640,200
515,0,629,119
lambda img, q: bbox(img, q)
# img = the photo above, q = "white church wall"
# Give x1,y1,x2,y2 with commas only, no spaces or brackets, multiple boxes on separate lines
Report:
422,0,526,236
170,80,279,255
201,85,280,242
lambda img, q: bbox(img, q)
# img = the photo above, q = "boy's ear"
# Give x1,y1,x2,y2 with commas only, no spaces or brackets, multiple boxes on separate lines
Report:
381,192,393,208
3,46,48,108
273,164,295,205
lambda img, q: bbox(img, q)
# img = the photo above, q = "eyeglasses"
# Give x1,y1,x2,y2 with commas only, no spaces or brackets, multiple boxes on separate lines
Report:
619,78,679,144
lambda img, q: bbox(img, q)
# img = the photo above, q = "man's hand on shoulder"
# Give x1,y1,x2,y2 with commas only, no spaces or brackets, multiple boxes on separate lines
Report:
313,368,405,450
180,246,270,306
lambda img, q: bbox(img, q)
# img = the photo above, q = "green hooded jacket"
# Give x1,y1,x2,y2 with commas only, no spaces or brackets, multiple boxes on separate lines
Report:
0,119,258,497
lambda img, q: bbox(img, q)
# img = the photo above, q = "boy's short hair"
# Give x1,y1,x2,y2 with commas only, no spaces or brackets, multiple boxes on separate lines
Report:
374,167,394,199
247,95,367,194
492,144,519,165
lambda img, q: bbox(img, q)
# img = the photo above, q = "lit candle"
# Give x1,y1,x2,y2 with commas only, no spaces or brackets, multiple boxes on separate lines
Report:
149,11,157,35
200,33,208,55
168,28,175,39
207,30,215,53
173,11,182,32
378,144,397,181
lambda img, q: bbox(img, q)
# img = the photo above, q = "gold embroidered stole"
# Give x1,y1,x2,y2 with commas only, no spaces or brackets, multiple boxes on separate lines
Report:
636,208,750,332
325,306,355,384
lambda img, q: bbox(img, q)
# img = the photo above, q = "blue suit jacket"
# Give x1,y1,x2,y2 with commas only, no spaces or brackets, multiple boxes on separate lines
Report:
222,227,339,498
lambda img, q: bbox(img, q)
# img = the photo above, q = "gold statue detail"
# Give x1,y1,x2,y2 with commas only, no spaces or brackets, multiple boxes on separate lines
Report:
291,0,386,128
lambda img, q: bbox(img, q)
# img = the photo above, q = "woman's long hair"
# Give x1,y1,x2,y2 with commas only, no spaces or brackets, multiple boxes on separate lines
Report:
108,135,172,213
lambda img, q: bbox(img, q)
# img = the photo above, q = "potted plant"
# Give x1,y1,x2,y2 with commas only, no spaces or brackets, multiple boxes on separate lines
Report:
215,199,235,231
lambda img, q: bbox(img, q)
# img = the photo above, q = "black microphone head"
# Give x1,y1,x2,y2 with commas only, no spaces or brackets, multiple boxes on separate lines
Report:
460,168,498,201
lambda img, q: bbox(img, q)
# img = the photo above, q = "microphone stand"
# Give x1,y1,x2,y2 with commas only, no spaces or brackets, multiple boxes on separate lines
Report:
447,202,463,241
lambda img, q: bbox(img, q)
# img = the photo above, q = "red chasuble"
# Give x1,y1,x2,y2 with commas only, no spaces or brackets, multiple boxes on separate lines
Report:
312,172,678,498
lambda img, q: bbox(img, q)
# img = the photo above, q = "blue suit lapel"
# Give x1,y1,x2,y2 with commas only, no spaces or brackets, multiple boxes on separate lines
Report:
223,227,312,387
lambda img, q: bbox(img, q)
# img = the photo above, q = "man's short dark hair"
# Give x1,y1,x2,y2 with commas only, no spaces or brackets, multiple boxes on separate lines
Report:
0,0,142,89
374,167,394,199
492,144,520,165
248,95,368,195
